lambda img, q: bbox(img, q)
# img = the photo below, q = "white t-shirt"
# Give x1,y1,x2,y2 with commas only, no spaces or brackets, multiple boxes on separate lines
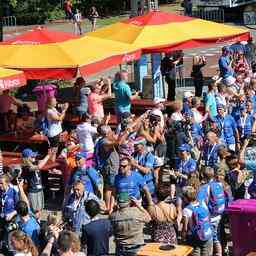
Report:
74,13,82,22
170,112,183,122
46,108,63,138
76,122,97,152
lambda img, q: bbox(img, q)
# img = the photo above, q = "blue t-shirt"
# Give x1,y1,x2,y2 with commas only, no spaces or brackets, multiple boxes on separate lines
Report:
19,216,40,246
133,152,156,195
114,171,146,199
69,167,102,194
202,143,221,168
176,157,197,187
237,114,254,139
213,114,237,145
0,186,19,217
206,92,217,118
218,55,233,79
113,80,132,113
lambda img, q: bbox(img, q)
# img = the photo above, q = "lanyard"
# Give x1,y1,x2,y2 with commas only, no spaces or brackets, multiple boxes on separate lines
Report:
240,114,247,137
207,144,216,164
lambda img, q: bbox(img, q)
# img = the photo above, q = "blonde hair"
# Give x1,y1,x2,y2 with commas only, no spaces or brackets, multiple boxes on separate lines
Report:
193,55,201,65
10,230,38,256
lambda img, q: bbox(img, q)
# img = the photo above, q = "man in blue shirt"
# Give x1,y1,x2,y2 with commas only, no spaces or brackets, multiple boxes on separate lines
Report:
176,144,197,187
69,151,102,197
16,201,40,246
213,104,240,152
63,180,101,234
202,131,222,168
131,137,156,196
237,105,254,142
114,157,150,200
218,46,235,86
113,70,139,119
0,174,19,221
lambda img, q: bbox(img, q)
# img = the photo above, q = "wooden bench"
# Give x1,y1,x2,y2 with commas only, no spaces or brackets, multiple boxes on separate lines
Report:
2,151,60,172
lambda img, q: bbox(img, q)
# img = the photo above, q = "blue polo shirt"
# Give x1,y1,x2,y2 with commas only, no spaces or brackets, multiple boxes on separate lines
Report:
0,185,19,217
113,80,132,114
133,152,155,195
213,114,237,145
114,171,146,199
237,114,254,139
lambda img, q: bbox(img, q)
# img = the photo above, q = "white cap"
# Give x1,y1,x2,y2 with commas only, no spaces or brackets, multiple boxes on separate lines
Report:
184,91,194,98
240,41,248,45
150,109,163,117
154,97,165,105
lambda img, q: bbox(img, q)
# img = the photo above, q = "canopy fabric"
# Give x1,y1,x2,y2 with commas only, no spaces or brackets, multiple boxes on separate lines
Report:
0,11,250,79
0,36,141,79
0,68,26,90
87,11,250,53
1,27,78,45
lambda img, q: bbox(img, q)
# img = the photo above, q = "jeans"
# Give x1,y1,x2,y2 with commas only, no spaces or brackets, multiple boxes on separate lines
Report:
194,78,204,97
116,244,143,256
165,76,176,101
188,238,213,256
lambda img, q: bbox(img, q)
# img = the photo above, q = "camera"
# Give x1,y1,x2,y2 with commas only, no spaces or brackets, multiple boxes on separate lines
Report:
5,222,19,233
149,113,161,127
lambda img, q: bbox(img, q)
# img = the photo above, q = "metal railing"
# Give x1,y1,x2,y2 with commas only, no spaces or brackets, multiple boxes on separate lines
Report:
175,65,186,88
192,9,225,23
2,16,17,32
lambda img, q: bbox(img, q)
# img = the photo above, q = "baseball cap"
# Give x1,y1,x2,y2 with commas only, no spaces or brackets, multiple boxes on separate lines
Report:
184,91,194,98
217,103,226,109
22,148,38,158
154,98,165,105
121,112,132,119
117,192,130,208
75,151,87,159
134,137,147,146
178,144,191,152
222,46,230,52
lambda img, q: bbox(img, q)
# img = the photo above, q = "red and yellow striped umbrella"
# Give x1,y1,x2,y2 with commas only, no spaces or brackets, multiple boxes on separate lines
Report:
88,11,250,53
0,68,26,91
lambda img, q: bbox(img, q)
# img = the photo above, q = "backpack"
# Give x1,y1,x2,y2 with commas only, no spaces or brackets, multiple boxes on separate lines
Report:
187,204,212,241
208,181,225,215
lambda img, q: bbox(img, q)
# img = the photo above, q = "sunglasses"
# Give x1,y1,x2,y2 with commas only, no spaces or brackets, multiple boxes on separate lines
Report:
120,164,128,168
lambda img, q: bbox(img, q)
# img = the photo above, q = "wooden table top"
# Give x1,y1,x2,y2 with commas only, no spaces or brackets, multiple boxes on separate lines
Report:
137,243,193,256
0,132,47,144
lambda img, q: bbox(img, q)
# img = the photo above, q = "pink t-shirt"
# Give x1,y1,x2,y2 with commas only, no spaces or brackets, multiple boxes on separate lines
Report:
0,95,15,113
88,92,104,119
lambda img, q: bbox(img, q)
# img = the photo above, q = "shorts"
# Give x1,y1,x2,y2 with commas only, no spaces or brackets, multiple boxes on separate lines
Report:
102,166,117,188
29,190,44,212
211,217,221,244
48,134,60,148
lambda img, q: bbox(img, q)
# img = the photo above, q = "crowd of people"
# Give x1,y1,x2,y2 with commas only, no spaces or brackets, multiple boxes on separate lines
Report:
64,0,99,33
1,35,256,256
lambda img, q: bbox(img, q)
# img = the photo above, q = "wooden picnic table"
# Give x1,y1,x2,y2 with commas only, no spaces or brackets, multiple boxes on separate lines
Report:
137,243,193,256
